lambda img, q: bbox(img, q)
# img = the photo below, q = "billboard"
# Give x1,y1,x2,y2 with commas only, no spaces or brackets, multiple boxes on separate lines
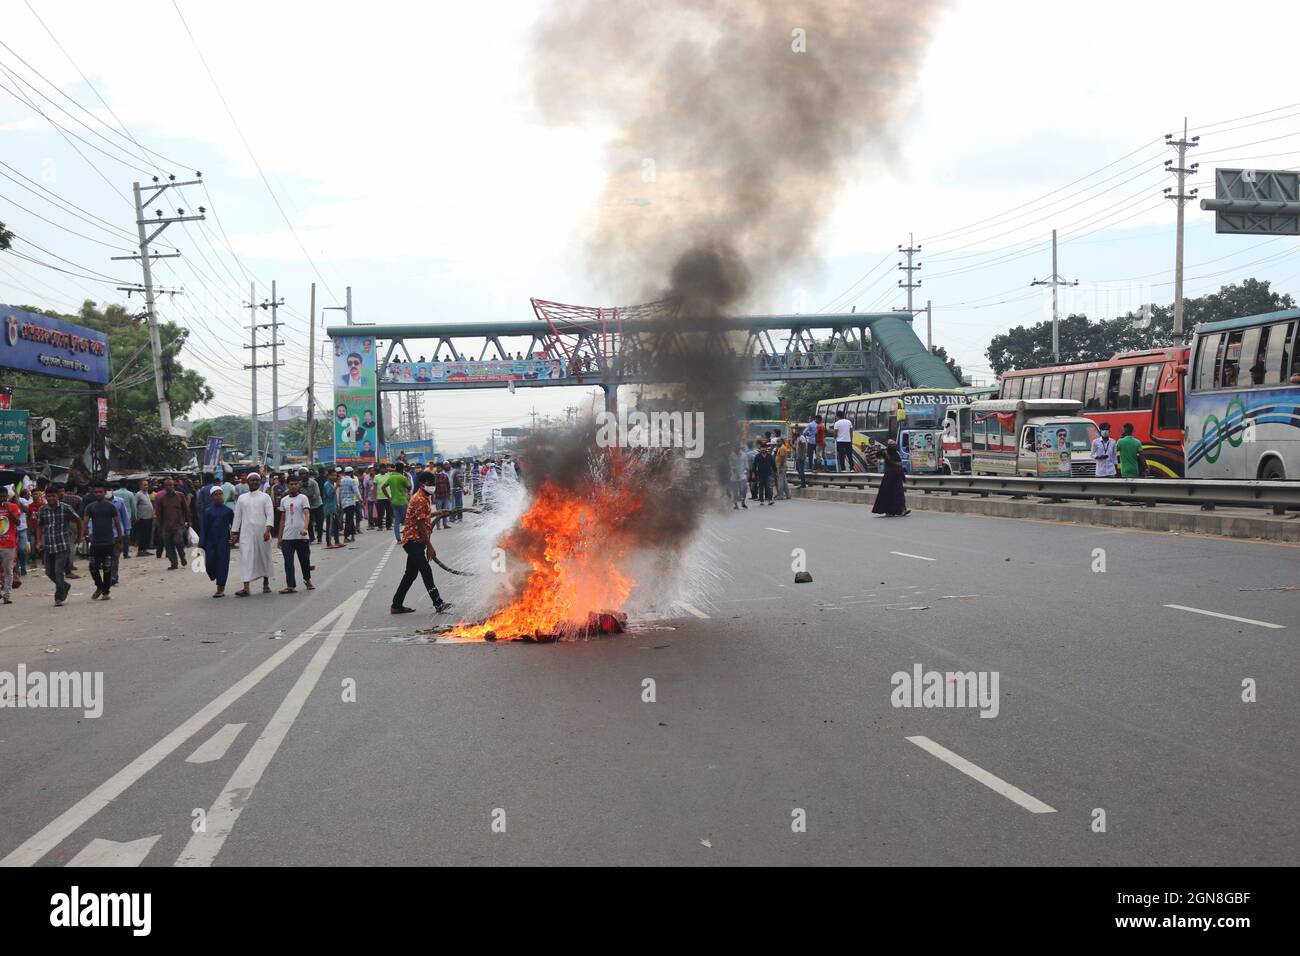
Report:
332,334,378,464
0,410,31,465
0,306,110,385
383,439,437,464
381,357,567,385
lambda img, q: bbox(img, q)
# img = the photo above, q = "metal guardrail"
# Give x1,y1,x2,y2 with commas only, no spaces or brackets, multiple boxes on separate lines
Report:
788,470,1300,515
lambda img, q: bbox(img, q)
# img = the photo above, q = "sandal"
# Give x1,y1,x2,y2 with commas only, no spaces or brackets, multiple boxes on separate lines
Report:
234,588,250,597
280,587,297,594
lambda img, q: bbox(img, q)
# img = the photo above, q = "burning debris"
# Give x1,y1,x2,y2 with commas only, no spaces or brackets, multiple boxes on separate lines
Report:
439,1,943,640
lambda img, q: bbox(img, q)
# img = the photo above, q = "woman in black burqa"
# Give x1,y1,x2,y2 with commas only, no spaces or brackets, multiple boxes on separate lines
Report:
871,438,910,517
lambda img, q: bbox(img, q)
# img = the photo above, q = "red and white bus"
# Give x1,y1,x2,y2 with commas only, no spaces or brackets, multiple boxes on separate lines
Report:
998,347,1189,477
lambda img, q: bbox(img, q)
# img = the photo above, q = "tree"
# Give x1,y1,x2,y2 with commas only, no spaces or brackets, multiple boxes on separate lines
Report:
0,220,12,251
778,338,871,420
929,345,963,382
984,279,1295,375
7,300,214,469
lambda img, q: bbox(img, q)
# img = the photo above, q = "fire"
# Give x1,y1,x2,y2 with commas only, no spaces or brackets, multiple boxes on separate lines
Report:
449,468,644,641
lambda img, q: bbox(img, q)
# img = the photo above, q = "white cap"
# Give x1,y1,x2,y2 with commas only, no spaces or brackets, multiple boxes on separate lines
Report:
345,466,354,472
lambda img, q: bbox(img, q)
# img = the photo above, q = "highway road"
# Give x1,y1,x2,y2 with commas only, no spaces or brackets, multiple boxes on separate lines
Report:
0,499,1295,866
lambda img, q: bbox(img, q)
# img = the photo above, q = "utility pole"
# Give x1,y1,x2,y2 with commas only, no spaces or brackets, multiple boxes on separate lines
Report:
244,281,282,467
1165,118,1200,340
262,280,286,466
346,286,353,325
925,299,932,352
117,175,205,432
1031,229,1079,362
897,233,922,314
306,282,317,464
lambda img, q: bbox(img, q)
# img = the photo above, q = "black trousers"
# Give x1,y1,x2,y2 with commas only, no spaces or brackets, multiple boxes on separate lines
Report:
309,506,324,543
134,518,153,555
836,440,853,472
376,499,393,529
281,539,311,588
391,541,443,609
89,542,114,595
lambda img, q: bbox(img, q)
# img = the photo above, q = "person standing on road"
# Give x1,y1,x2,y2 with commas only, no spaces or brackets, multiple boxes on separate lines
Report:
753,443,776,505
775,434,791,499
201,486,234,597
1116,423,1145,479
795,428,809,488
133,479,154,557
833,409,854,472
105,483,131,586
34,486,80,606
871,438,910,517
232,472,275,597
389,463,410,540
155,478,191,570
814,415,828,472
83,483,124,601
363,468,377,529
390,471,453,615
432,464,452,530
302,468,323,544
338,467,359,542
374,462,392,530
113,480,135,562
729,445,749,510
277,476,314,594
0,486,21,604
322,471,342,548
1091,423,1118,477
802,415,818,472
450,460,465,522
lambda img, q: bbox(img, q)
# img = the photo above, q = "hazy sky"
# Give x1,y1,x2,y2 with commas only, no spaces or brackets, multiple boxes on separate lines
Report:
2,0,1298,454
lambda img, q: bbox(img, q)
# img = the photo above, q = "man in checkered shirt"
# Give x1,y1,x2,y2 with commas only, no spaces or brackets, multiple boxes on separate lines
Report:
34,486,82,606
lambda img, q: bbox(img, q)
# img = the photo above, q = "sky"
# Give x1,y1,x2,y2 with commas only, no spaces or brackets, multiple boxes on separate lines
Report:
1,0,1298,455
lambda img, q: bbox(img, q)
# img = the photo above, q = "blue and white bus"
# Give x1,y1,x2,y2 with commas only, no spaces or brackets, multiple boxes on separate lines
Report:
1184,308,1300,481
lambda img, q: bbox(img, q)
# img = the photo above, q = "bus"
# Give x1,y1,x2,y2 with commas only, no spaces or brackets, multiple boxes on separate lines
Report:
999,347,1189,477
814,388,969,472
1185,308,1300,481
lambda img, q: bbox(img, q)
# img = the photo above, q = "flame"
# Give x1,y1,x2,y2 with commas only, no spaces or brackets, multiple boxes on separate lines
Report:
449,469,643,641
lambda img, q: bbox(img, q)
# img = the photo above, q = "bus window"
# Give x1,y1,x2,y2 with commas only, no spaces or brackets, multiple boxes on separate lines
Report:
852,401,867,431
1046,373,1064,399
1263,321,1295,384
972,414,987,451
1104,368,1121,409
1220,331,1243,387
866,399,881,429
1137,365,1159,408
1116,366,1136,409
1025,376,1043,399
1004,376,1022,399
1069,371,1087,403
1083,370,1100,409
1194,332,1223,391
1157,391,1182,431
1240,327,1264,385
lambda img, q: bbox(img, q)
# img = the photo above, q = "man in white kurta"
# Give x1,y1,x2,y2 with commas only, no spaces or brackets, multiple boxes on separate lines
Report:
232,473,275,595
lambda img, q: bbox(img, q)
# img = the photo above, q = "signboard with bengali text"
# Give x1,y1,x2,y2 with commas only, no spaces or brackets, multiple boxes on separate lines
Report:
0,410,31,465
0,305,110,385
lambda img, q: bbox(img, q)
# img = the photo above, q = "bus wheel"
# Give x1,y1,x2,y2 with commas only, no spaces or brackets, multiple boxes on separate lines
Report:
1259,458,1286,481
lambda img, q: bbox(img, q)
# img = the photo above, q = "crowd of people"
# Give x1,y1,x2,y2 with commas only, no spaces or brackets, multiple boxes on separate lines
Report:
0,453,525,609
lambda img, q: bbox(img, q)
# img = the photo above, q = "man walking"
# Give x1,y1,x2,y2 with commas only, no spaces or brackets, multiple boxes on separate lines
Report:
83,483,123,601
232,472,276,596
338,467,359,542
775,433,791,499
301,468,323,544
113,480,136,561
391,470,453,615
375,462,392,530
277,476,314,594
729,445,749,510
155,477,190,570
389,463,410,541
0,486,21,604
450,460,465,522
34,486,80,606
754,443,776,505
432,464,452,530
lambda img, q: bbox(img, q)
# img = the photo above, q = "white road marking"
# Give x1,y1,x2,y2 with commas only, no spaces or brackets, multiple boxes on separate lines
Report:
675,602,710,619
66,835,160,867
764,527,791,534
889,551,936,562
185,723,246,764
0,622,22,635
176,589,369,867
0,590,368,868
1163,604,1285,629
905,736,1056,814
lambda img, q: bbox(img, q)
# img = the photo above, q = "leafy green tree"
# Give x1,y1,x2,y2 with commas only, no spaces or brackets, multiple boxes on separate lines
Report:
0,221,12,251
984,279,1295,375
5,300,214,469
930,344,963,382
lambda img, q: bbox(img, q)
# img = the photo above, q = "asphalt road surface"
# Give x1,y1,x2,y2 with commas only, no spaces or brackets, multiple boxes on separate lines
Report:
1,499,1296,866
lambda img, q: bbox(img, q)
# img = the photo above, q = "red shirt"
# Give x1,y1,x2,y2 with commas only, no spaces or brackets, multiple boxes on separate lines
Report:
816,423,826,446
400,490,432,546
0,501,20,549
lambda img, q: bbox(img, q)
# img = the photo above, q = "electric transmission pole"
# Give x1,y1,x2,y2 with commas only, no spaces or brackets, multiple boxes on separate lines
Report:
897,233,922,313
1031,229,1079,362
307,282,316,464
261,281,286,466
1165,119,1200,340
118,175,205,432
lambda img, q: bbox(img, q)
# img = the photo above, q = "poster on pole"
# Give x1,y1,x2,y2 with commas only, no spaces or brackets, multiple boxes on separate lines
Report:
332,334,378,463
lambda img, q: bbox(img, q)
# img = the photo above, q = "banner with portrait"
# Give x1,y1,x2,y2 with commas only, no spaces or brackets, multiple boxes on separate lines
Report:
332,334,379,463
